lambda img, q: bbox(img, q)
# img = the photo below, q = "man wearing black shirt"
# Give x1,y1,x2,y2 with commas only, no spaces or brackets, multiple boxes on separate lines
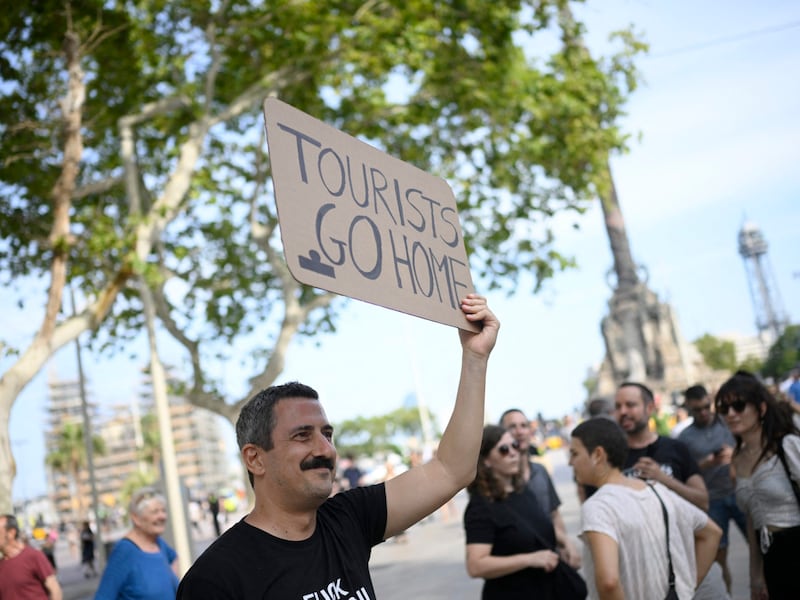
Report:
177,295,499,599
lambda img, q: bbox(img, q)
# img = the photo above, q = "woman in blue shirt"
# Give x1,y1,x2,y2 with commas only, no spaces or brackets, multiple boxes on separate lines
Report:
95,487,179,600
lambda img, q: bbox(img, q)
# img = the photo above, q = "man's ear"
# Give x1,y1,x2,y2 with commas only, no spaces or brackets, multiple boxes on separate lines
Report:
242,444,266,478
591,445,606,465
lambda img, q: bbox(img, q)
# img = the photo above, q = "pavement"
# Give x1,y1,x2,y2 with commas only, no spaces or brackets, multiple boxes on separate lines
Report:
56,448,750,599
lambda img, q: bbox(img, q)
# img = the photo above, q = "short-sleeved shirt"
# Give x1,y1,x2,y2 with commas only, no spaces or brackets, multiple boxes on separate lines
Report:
94,536,178,600
623,436,702,483
0,545,54,600
177,483,387,599
527,461,561,516
678,417,736,500
464,488,557,599
581,483,708,600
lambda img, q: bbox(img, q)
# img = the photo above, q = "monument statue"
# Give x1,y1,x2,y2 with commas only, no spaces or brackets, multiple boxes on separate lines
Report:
593,169,706,401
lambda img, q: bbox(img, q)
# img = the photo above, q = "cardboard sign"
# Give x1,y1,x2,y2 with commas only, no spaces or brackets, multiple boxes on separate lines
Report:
262,97,478,331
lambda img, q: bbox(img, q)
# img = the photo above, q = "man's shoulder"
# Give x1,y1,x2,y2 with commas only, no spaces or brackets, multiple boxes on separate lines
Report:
656,434,686,449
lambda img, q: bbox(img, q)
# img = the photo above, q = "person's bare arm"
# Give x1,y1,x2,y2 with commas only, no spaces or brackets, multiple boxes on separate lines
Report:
466,543,558,579
44,574,63,600
584,531,624,600
635,458,709,512
693,518,722,585
746,515,767,600
384,294,499,539
552,509,581,568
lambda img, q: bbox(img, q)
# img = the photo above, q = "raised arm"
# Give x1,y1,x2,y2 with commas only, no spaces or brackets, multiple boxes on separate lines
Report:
383,294,499,538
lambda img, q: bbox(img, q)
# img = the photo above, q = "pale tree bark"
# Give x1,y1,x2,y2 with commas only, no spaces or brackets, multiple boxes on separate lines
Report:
0,28,85,513
1,13,330,512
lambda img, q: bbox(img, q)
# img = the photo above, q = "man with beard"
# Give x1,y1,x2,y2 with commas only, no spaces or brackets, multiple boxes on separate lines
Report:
615,382,730,599
615,382,708,510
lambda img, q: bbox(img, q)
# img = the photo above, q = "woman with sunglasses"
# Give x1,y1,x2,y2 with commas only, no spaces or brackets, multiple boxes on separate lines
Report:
716,372,800,600
94,487,179,600
464,424,584,599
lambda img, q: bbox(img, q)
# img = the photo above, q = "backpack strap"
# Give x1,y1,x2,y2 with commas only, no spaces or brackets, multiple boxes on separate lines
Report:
648,484,676,594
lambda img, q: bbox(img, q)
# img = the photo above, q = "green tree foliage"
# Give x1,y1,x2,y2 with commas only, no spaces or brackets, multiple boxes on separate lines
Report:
0,0,644,508
762,325,800,379
45,421,106,518
335,406,439,457
694,334,738,372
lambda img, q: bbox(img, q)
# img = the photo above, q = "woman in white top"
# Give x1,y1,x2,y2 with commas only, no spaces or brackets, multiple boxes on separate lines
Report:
569,418,721,600
716,372,800,600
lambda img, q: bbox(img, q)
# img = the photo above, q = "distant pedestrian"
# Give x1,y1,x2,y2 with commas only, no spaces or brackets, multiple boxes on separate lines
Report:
207,492,221,537
342,453,364,489
41,528,57,571
80,521,97,578
0,513,63,600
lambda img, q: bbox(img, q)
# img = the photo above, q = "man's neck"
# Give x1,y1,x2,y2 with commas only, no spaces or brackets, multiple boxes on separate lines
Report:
627,428,658,450
246,499,319,541
1,540,23,560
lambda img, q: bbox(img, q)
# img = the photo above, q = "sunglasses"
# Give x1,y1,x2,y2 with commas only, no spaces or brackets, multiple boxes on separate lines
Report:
716,399,748,416
689,403,712,414
497,441,521,456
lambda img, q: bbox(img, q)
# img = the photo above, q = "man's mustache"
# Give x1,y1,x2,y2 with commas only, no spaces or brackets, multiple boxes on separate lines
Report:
301,457,335,471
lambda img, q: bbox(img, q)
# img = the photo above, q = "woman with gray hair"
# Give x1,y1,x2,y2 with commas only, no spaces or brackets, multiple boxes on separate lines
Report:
94,487,179,600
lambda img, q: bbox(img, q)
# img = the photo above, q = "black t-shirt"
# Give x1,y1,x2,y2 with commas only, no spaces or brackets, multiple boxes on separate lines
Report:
464,488,557,600
177,484,387,599
584,435,702,500
622,436,701,483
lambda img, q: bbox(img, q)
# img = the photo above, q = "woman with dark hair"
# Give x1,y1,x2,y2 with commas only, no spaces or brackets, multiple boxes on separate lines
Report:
715,371,800,600
464,424,581,599
569,418,721,599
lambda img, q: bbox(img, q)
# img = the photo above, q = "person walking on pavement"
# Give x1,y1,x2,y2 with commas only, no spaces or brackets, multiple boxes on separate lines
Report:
80,521,97,578
0,514,63,600
207,492,222,537
678,384,747,594
177,294,499,599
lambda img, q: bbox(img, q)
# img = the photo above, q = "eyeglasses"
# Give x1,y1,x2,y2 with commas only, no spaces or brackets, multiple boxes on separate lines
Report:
689,403,712,414
716,399,748,416
497,441,521,456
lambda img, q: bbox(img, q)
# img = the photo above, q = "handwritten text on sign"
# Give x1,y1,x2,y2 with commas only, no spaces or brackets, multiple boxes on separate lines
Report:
263,98,478,331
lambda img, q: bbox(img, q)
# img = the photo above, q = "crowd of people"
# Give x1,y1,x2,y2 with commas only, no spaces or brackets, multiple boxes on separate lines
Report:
1,293,798,599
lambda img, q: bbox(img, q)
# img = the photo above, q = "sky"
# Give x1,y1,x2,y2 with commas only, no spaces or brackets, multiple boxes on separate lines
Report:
6,0,800,502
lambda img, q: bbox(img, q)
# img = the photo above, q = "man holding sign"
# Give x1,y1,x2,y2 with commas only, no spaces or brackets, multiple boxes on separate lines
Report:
177,294,499,598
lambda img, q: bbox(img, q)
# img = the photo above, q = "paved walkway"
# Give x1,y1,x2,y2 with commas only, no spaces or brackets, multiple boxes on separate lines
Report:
57,448,750,599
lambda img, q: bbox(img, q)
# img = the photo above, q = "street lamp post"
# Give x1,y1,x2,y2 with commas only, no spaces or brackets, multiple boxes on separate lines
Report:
70,285,105,567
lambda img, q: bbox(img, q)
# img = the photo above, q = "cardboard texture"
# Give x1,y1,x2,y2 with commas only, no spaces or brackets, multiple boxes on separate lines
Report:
262,97,479,331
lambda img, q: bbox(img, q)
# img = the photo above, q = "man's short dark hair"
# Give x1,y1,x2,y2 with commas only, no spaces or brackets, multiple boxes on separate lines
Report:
571,418,629,469
619,381,654,405
498,408,526,426
1,514,19,538
236,382,319,487
587,397,614,418
683,385,708,402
